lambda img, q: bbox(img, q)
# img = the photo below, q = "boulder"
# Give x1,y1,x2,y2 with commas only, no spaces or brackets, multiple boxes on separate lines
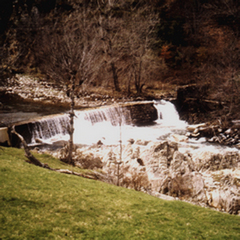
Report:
170,151,195,177
187,120,240,147
207,189,223,210
51,139,240,214
175,84,222,124
171,134,188,142
228,197,240,214
207,189,240,214
191,150,240,171
170,172,205,200
141,141,178,176
126,103,158,125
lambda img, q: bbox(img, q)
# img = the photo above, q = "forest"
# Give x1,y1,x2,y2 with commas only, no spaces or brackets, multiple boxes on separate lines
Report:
1,0,240,122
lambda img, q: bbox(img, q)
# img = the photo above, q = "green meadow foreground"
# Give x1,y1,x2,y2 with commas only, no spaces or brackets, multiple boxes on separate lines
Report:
0,147,239,239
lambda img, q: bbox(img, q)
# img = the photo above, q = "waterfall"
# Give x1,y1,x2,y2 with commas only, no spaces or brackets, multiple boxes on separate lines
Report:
74,106,132,145
30,114,70,144
154,100,185,126
27,105,132,145
20,101,187,146
81,105,131,126
72,101,187,145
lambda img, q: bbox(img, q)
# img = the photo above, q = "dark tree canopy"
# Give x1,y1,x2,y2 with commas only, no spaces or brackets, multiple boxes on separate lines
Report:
0,0,240,108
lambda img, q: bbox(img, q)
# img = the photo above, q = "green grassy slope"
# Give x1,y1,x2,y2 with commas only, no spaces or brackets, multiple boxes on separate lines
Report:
0,147,239,240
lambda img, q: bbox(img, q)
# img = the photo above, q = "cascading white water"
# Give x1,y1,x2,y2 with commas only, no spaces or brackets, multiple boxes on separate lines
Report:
73,106,131,145
82,105,131,126
154,100,183,126
28,100,239,153
64,101,186,145
29,100,188,146
29,105,132,145
30,114,70,144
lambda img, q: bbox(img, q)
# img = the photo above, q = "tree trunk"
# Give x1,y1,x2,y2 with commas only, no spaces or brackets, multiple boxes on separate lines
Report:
11,126,100,179
11,126,48,168
127,72,132,96
67,75,75,165
135,60,143,94
135,75,141,94
111,62,120,92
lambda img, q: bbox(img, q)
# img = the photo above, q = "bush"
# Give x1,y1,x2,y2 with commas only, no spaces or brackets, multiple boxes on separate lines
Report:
60,144,103,169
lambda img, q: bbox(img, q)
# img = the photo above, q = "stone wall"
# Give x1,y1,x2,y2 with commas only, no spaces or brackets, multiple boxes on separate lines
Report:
0,127,10,146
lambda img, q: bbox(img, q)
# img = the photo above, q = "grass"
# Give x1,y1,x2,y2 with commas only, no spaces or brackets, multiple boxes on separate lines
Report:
0,147,240,239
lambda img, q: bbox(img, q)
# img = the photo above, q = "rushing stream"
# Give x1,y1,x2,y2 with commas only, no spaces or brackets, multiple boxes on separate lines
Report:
73,100,188,145
30,100,186,146
27,100,238,154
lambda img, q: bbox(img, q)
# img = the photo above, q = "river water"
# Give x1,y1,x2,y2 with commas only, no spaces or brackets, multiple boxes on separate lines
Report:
28,100,238,154
75,100,187,145
30,100,185,145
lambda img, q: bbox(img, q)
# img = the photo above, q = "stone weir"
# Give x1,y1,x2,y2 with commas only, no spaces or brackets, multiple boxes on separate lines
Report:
3,101,157,147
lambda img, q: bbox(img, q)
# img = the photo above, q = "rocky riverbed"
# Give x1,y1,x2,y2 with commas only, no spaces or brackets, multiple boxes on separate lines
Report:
0,74,139,126
48,139,240,215
0,75,128,126
2,74,240,149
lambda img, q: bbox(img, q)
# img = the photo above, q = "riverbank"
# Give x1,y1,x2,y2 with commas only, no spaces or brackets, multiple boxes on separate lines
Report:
0,74,166,126
2,74,240,123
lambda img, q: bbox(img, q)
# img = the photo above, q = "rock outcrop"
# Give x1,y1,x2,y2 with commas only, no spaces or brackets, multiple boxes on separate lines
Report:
126,103,158,125
57,140,240,215
187,122,240,149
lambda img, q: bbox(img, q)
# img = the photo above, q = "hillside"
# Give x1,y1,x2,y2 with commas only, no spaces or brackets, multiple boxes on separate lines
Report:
0,147,240,239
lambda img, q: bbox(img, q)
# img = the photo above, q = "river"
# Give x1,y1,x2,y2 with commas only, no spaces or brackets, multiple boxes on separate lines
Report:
26,100,238,155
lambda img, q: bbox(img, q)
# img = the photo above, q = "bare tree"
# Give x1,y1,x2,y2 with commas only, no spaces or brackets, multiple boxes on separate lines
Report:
99,3,161,94
99,3,126,92
125,7,161,94
37,7,101,164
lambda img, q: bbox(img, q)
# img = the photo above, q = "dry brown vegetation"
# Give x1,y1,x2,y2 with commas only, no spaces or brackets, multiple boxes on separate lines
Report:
0,0,240,120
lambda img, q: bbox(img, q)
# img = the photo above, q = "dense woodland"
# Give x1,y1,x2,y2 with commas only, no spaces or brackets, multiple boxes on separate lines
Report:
1,0,240,121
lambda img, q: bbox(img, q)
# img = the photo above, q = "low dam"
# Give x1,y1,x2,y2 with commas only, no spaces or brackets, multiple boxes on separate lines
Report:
3,101,160,147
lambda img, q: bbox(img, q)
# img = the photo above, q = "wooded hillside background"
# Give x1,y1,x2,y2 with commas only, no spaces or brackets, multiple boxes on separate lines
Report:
1,0,240,111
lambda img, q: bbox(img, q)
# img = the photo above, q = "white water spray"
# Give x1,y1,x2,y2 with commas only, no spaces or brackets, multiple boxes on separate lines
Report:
30,114,70,144
73,100,187,145
29,101,187,146
27,100,239,153
154,100,184,126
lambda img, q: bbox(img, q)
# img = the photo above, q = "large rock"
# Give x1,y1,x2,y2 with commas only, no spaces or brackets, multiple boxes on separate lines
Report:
170,151,195,177
126,103,158,125
170,172,205,200
187,121,240,147
158,150,205,202
228,197,240,214
175,84,219,124
140,141,178,181
204,169,240,213
191,150,240,171
207,189,240,214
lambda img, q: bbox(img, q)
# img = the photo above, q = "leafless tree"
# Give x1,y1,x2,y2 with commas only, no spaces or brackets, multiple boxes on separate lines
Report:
99,3,161,94
37,7,102,164
125,7,161,94
98,2,126,92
